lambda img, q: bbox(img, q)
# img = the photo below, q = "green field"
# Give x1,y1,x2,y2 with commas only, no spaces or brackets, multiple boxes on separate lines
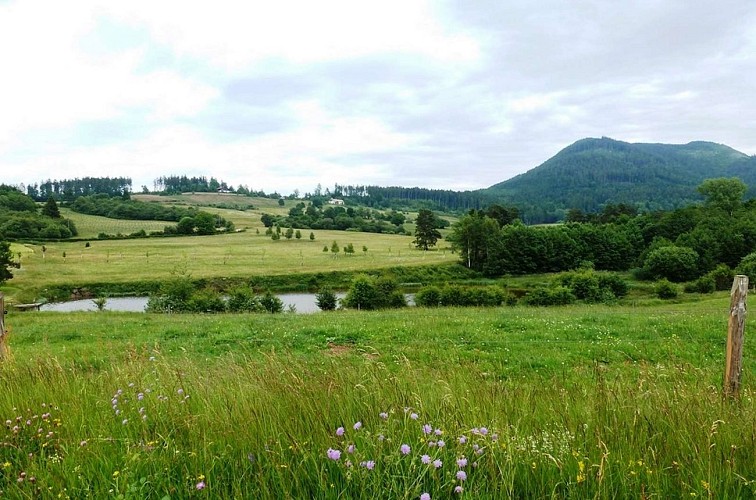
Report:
8,228,451,302
0,301,753,498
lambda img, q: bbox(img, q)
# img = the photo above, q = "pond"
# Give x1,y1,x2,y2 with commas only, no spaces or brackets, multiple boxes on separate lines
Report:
39,293,351,314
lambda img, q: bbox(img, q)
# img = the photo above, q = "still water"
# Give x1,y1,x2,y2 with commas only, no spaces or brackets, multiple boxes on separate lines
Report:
40,293,348,314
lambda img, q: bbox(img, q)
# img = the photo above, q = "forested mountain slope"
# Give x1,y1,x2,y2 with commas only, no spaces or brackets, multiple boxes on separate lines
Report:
484,137,756,222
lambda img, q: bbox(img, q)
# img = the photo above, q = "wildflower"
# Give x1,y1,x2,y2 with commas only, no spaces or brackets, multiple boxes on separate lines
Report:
420,493,431,500
433,459,442,469
113,471,120,477
457,457,468,468
401,444,411,455
454,486,464,494
410,413,418,420
423,424,432,434
137,393,144,401
196,481,206,490
366,460,375,470
327,448,341,460
336,427,345,437
421,454,431,464
434,428,442,436
122,419,128,425
79,440,87,447
353,421,362,431
378,434,385,441
149,356,156,361
437,440,445,448
456,470,467,481
379,412,388,420
479,427,488,436
491,433,498,442
458,436,467,444
345,460,353,468
177,388,184,395
428,441,436,447
347,444,355,454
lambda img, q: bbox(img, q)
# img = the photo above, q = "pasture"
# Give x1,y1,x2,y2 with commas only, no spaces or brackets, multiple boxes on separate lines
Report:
0,300,754,498
9,227,451,302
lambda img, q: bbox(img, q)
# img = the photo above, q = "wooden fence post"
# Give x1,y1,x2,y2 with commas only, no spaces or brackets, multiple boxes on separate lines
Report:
724,275,748,398
0,292,7,361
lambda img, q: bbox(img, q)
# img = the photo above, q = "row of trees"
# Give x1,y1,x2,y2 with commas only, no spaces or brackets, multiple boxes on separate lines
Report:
23,177,132,201
261,202,416,234
448,178,756,285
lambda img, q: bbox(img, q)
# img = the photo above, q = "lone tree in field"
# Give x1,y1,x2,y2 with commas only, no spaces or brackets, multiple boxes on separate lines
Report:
413,209,442,250
41,196,61,218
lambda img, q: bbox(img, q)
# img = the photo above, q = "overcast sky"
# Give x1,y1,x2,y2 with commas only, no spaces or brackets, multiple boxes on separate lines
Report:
2,0,755,195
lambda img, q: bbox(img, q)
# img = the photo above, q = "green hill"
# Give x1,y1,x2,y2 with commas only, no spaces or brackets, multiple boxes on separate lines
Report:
483,137,756,222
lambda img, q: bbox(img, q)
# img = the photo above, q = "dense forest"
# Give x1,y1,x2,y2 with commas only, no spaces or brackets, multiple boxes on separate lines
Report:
320,184,491,212
152,175,276,198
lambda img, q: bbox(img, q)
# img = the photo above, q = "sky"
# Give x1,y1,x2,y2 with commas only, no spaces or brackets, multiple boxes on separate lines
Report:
1,0,755,195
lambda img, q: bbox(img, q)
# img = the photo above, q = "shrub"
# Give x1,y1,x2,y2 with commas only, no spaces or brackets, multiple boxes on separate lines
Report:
315,288,338,311
186,289,226,313
525,287,575,306
684,276,715,294
643,246,699,282
227,287,263,312
736,252,756,285
655,279,679,299
259,290,284,313
415,286,442,307
706,264,735,291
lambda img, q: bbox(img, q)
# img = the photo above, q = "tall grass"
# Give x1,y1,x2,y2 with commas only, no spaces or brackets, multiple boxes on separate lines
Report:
0,303,754,497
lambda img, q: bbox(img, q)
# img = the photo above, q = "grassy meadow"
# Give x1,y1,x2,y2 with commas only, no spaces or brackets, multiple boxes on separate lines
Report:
8,227,451,303
1,300,755,498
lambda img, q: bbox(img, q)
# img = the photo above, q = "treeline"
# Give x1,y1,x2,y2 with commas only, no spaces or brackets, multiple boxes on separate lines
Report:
317,184,490,212
261,201,428,234
152,175,276,198
449,179,756,286
24,177,132,201
0,185,78,240
70,195,234,234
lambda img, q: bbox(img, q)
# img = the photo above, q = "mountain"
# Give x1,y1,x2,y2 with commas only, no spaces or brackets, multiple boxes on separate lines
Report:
482,137,756,222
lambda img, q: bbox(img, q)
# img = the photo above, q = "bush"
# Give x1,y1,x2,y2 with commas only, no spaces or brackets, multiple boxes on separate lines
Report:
525,287,575,306
342,275,406,310
655,279,679,299
736,252,756,285
259,290,284,313
415,286,442,307
315,288,338,311
643,246,699,282
684,276,715,294
227,287,263,312
556,270,628,303
706,264,735,291
186,289,226,313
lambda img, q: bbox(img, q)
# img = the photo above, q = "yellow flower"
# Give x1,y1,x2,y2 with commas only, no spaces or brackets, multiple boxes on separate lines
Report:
112,471,120,478
3,461,11,468
198,474,205,481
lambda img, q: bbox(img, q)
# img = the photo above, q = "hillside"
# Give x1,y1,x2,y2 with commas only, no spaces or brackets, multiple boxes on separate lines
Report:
483,137,756,222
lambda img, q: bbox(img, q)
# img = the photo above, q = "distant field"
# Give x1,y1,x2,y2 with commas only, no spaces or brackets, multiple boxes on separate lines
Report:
10,227,451,299
61,208,169,239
